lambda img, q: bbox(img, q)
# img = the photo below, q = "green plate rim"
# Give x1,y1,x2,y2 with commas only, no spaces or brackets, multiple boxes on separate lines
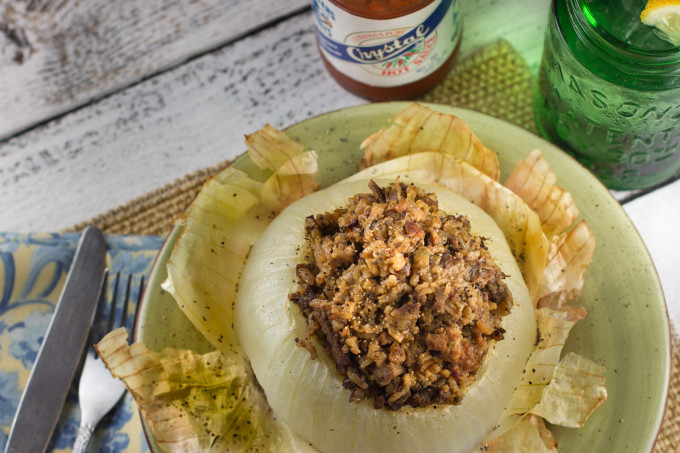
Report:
137,102,671,452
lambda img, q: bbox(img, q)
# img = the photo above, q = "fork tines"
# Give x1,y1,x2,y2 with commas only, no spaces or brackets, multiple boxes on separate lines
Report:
91,271,145,347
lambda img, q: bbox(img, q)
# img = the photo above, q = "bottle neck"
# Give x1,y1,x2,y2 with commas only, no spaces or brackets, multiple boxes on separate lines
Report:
564,0,680,75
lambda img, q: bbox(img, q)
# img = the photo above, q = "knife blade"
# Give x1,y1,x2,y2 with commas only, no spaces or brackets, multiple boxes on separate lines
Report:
4,226,107,453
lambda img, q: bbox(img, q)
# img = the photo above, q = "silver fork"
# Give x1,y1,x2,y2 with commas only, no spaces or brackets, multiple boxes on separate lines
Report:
73,271,144,452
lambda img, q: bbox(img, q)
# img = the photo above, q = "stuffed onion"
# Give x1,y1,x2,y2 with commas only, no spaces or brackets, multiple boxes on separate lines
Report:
97,103,605,453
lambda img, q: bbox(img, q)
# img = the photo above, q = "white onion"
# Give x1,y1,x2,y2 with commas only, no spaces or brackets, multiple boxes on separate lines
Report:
234,178,536,453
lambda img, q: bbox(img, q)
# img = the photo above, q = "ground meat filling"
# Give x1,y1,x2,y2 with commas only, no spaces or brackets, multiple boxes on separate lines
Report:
289,181,513,410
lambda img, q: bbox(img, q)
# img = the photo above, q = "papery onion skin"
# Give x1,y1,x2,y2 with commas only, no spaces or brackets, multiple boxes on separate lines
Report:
234,178,537,453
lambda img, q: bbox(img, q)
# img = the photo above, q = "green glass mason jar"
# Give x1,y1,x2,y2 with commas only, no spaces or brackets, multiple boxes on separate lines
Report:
535,0,680,190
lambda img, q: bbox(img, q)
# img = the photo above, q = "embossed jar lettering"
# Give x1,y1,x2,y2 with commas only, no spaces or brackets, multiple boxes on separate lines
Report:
535,0,680,190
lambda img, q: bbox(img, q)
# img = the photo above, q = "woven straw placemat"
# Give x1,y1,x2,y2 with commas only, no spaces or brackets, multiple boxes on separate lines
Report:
66,39,678,451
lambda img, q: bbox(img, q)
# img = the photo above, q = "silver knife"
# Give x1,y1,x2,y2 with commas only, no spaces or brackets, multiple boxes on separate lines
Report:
4,226,107,453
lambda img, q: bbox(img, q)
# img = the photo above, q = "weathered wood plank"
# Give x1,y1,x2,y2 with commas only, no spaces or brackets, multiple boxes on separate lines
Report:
0,1,553,232
0,0,551,142
0,0,309,139
0,12,365,231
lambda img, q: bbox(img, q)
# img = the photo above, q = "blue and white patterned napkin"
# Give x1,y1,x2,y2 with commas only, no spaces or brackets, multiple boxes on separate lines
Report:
0,233,165,452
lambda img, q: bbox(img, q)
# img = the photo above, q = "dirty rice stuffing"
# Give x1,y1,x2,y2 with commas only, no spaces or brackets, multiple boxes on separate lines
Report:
289,181,513,410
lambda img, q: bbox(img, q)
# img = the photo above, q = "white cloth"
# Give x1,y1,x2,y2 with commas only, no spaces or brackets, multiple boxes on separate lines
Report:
623,179,680,329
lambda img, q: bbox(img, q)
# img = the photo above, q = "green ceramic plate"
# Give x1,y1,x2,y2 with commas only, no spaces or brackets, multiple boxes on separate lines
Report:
136,102,670,453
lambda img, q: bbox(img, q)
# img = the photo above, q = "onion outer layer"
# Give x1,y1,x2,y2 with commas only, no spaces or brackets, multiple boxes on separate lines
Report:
235,177,537,453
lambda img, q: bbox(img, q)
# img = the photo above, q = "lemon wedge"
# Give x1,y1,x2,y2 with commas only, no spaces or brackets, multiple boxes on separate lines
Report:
641,0,680,46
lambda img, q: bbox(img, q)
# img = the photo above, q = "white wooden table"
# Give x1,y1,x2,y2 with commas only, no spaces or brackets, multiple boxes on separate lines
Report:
1,0,679,450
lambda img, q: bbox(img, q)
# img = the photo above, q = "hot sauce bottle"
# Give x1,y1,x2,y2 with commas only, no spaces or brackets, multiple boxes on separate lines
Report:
312,0,463,100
